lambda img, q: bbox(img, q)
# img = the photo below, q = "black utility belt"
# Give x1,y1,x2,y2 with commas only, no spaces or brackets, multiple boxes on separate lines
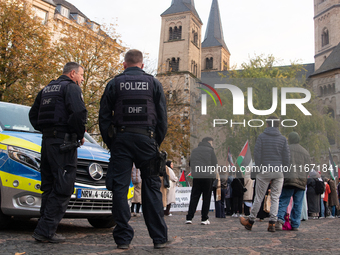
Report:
42,130,67,139
116,126,155,139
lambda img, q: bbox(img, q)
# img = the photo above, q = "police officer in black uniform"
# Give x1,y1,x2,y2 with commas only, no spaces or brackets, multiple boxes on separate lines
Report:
29,62,87,243
99,49,168,249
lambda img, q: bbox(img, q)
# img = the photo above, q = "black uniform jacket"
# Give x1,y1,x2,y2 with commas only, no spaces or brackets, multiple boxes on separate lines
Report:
99,67,167,148
29,75,87,140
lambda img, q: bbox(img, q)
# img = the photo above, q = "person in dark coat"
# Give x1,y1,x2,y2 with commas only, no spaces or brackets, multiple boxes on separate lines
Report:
231,173,244,217
328,178,339,217
186,137,217,225
225,175,234,216
307,170,321,219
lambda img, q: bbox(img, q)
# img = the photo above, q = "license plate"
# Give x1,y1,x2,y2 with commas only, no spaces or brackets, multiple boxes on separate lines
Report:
76,189,112,200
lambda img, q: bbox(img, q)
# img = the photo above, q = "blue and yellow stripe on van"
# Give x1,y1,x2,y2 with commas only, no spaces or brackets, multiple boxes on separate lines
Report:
0,134,41,153
0,171,42,194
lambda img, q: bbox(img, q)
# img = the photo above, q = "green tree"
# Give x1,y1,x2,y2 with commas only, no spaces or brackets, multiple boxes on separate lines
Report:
198,55,339,162
0,0,57,104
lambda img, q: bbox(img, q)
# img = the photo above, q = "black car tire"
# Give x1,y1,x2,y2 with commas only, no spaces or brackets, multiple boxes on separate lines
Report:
0,190,12,230
87,216,116,228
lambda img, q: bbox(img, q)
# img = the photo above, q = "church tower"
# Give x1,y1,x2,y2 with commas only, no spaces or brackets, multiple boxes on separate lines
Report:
157,0,203,165
157,0,203,78
201,0,230,72
314,0,340,70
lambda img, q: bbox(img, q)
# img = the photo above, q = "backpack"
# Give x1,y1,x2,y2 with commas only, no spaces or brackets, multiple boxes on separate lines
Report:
314,178,325,195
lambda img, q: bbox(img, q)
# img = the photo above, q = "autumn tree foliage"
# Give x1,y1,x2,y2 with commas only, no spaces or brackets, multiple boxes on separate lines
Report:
0,0,57,104
0,0,125,138
160,76,190,161
56,22,125,135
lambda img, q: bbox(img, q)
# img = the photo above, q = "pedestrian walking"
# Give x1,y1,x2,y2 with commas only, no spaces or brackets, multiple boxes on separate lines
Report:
240,116,290,232
276,132,310,231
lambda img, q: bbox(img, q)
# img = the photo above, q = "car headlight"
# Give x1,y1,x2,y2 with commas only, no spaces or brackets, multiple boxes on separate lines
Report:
7,145,41,171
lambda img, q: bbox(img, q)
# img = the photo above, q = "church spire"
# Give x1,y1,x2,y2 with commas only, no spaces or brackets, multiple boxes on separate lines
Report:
161,0,202,24
202,0,229,52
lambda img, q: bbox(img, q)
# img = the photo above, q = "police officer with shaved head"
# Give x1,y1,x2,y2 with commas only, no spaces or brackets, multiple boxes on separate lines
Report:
29,62,87,243
99,49,168,249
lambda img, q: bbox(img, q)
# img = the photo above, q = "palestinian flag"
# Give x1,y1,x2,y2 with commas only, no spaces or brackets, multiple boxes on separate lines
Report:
328,148,336,180
227,147,234,167
179,170,187,187
237,140,252,175
187,172,193,179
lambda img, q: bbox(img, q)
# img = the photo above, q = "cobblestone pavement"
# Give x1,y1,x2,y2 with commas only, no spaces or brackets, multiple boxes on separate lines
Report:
0,212,339,255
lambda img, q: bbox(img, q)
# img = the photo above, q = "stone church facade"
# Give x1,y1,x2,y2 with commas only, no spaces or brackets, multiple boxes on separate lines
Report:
157,0,340,169
311,0,340,167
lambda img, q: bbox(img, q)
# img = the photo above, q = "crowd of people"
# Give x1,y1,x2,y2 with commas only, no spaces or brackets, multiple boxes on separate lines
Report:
186,118,340,232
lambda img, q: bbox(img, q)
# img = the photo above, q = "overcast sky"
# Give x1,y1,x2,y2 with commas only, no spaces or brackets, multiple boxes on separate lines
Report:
66,0,315,69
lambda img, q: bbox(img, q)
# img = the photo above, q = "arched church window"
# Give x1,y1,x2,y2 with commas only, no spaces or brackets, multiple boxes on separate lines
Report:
169,27,173,41
223,61,228,71
174,27,178,39
206,57,213,70
320,86,323,96
178,26,182,39
328,84,332,95
172,90,177,101
324,85,328,95
192,29,198,46
169,57,179,72
322,28,329,47
171,26,182,40
166,90,172,102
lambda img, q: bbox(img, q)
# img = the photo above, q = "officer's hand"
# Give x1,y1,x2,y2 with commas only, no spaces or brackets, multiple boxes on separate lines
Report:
80,137,85,146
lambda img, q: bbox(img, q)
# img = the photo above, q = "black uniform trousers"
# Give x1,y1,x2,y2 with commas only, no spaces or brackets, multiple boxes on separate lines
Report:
108,132,167,245
34,137,77,238
186,178,214,221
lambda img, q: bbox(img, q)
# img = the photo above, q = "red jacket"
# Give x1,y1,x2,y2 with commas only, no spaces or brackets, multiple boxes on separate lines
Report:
323,183,331,202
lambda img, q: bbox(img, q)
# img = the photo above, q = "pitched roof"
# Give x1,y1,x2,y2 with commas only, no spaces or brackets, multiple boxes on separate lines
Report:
202,0,229,52
53,0,89,19
161,0,202,24
311,42,340,76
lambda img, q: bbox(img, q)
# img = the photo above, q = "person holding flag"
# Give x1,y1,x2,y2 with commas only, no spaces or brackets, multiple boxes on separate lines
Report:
240,116,290,232
185,137,217,225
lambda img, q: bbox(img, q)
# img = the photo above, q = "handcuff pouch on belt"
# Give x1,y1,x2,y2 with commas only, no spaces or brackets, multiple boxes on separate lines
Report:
144,146,167,178
60,133,80,152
